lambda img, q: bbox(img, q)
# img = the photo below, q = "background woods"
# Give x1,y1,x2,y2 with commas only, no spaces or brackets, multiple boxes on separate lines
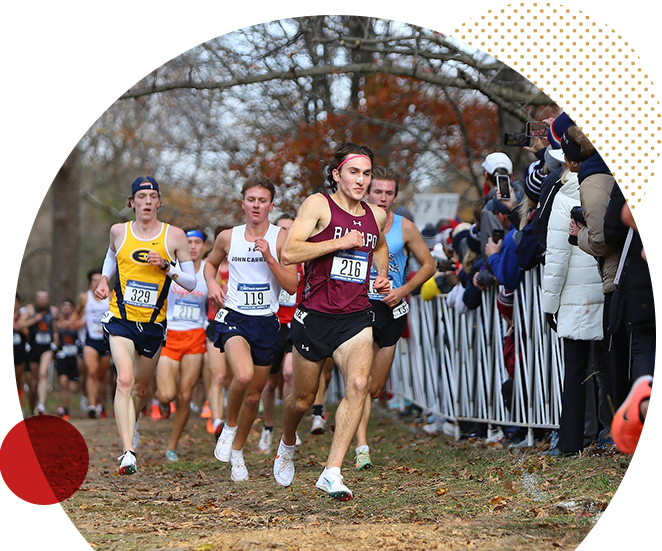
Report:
17,16,557,303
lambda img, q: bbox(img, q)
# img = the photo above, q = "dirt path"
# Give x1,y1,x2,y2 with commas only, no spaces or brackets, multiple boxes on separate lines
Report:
62,406,618,550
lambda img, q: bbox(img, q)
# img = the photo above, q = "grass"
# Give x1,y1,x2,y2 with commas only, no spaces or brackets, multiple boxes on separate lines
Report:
43,393,631,550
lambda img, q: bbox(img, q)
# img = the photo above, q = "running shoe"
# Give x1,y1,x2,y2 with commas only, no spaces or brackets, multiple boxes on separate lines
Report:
165,449,179,462
132,417,140,450
612,375,653,454
215,420,224,440
151,402,162,420
310,414,326,435
97,404,107,419
206,418,215,434
315,470,353,501
87,404,98,419
57,406,66,417
80,395,90,412
295,432,302,446
257,427,273,454
36,404,46,415
159,402,171,420
273,440,296,487
355,449,373,471
118,451,137,475
214,425,236,462
230,453,249,482
201,402,211,419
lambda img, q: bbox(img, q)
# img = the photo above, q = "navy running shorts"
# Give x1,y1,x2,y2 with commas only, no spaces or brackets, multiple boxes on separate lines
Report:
213,308,279,367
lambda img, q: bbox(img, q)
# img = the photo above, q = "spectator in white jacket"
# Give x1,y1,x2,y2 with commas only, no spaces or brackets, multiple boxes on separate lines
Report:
541,151,604,455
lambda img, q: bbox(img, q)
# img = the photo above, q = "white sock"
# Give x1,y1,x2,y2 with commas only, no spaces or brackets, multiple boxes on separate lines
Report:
323,466,341,478
223,424,237,434
279,438,295,451
213,418,222,429
356,445,369,454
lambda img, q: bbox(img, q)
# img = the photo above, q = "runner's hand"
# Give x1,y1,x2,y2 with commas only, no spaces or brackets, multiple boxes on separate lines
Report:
207,279,226,308
372,274,390,295
146,250,168,269
381,286,406,307
254,237,273,260
95,280,109,300
340,229,364,250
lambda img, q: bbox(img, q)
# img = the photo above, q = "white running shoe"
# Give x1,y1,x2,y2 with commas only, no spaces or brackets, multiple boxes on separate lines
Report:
315,470,353,501
214,425,236,462
257,427,273,454
35,404,46,415
80,395,90,412
310,414,326,435
273,439,296,487
230,453,249,482
295,432,302,446
165,449,179,462
118,451,137,475
132,416,140,450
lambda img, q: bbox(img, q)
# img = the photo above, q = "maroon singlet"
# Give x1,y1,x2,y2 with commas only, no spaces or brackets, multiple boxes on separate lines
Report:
300,194,380,315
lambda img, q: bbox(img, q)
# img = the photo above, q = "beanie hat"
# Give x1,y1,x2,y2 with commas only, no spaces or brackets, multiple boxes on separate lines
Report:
630,97,657,138
547,107,579,149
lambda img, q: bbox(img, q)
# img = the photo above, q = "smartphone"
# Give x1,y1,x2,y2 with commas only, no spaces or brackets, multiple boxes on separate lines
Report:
492,229,505,242
504,131,531,147
496,174,511,200
526,121,550,138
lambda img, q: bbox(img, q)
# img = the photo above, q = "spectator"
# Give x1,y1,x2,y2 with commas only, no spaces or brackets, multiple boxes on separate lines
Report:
541,148,604,455
565,126,630,411
603,185,655,380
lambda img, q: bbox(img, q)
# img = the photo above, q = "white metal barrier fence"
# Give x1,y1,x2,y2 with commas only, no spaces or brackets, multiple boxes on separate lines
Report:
327,267,565,444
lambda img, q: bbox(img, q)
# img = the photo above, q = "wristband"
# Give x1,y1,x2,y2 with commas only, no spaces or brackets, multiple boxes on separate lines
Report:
161,259,170,271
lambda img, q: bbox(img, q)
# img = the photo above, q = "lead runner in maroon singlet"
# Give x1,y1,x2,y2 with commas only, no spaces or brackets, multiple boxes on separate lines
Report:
272,143,389,501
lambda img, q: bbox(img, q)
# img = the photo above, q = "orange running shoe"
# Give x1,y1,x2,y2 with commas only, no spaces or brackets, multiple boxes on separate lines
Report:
201,402,211,419
159,402,171,420
612,375,653,454
151,402,162,420
206,418,215,434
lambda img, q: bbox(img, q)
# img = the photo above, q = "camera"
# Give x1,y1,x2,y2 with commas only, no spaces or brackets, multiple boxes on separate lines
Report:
504,131,531,147
496,174,511,200
504,121,550,148
492,228,505,243
568,205,586,245
526,121,550,138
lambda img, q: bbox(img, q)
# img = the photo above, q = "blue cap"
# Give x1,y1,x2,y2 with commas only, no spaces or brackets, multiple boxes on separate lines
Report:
131,176,160,195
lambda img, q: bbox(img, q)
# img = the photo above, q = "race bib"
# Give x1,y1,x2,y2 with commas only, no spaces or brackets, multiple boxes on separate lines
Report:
393,300,410,319
124,280,159,308
215,308,229,324
237,283,270,311
62,343,79,356
35,332,51,345
173,299,201,322
278,288,297,308
330,250,369,284
100,310,114,324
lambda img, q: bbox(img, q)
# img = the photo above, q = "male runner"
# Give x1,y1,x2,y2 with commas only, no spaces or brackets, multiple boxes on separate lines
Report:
13,294,29,411
258,215,304,454
155,228,209,461
74,268,111,418
272,142,389,501
353,166,435,469
21,290,60,415
204,176,298,482
54,298,81,420
95,176,197,475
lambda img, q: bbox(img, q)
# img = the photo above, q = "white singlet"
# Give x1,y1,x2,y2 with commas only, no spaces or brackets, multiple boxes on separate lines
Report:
85,290,110,340
225,224,281,316
165,261,208,331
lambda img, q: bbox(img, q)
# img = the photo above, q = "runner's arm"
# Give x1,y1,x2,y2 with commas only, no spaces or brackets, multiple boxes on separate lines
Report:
203,230,230,307
368,205,390,294
399,217,436,295
281,194,362,265
161,226,196,292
